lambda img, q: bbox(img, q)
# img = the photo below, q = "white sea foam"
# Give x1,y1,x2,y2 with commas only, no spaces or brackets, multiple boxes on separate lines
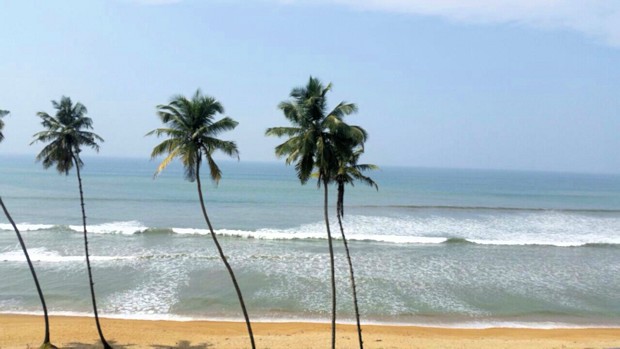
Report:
212,228,448,244
188,212,620,247
0,223,55,231
468,239,586,247
0,310,616,329
69,221,148,235
0,247,135,263
172,227,210,235
5,212,620,247
219,228,324,240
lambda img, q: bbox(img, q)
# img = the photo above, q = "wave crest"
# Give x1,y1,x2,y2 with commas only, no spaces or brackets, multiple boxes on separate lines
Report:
3,212,620,248
0,248,135,263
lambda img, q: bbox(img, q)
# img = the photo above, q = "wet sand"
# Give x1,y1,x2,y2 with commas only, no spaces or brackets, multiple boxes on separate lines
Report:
1,314,619,348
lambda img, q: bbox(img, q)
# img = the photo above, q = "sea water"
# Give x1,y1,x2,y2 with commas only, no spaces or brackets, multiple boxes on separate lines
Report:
1,154,619,327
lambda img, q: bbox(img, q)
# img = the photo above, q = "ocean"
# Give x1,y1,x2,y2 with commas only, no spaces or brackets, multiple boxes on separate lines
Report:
1,154,619,328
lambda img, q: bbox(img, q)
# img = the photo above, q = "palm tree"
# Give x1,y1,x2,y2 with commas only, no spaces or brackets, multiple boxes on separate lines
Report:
0,198,58,349
31,96,110,349
0,109,8,142
266,76,366,349
146,89,255,349
333,148,378,349
0,109,57,349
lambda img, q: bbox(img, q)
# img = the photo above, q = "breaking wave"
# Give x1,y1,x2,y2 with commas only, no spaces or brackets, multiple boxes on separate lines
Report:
2,211,620,248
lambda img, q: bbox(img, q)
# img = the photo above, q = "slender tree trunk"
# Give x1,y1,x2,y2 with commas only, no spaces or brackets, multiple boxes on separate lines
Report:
323,177,337,349
0,197,56,349
72,154,112,349
337,182,345,219
195,161,256,349
336,183,363,348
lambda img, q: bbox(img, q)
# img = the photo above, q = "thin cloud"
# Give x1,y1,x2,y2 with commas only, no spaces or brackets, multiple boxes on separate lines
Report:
125,0,620,47
284,0,620,47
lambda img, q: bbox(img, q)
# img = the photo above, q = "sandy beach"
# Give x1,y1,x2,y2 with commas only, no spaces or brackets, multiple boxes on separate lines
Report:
0,314,618,349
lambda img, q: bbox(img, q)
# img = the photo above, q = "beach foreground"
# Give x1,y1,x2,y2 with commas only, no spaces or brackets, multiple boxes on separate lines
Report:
1,315,619,349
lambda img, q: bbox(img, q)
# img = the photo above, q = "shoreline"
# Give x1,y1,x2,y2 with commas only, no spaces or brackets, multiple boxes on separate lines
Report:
2,314,620,349
4,311,620,329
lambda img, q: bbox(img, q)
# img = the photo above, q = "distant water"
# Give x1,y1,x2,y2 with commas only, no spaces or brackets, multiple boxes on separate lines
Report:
1,154,620,327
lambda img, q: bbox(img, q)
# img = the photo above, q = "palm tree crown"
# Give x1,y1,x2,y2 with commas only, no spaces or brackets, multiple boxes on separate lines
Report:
335,148,378,218
31,97,103,174
0,109,8,143
266,76,367,185
147,89,239,180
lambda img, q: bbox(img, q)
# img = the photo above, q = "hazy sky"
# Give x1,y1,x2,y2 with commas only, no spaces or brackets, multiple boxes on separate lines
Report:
1,0,619,173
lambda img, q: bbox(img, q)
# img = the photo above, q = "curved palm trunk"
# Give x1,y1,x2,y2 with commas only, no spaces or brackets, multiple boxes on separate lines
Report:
336,183,364,349
0,197,56,349
195,162,255,349
72,154,112,349
323,177,337,349
337,182,344,219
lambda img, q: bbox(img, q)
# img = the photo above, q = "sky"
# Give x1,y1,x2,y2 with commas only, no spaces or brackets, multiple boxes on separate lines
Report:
1,0,619,173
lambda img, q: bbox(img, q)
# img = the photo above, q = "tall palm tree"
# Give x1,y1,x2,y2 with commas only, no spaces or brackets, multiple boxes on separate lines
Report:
333,148,378,349
31,96,110,349
0,198,57,349
147,89,255,349
0,109,8,142
1,109,57,349
266,76,366,349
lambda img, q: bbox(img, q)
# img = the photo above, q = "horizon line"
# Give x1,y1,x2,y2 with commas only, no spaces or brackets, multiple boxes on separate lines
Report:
1,152,618,177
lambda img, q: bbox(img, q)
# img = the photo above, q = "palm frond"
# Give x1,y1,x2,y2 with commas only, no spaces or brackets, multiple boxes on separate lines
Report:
150,138,180,158
154,148,180,177
157,104,186,126
32,97,102,175
265,126,302,138
328,101,358,120
182,150,199,181
145,127,185,139
0,110,8,142
205,152,222,184
204,138,239,160
267,76,369,186
207,117,239,137
278,101,305,126
148,90,238,183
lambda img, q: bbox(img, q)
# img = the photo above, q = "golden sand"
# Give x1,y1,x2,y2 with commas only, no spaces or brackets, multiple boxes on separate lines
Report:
1,314,619,348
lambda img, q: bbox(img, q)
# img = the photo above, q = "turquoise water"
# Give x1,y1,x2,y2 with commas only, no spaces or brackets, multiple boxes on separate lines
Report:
1,154,620,327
